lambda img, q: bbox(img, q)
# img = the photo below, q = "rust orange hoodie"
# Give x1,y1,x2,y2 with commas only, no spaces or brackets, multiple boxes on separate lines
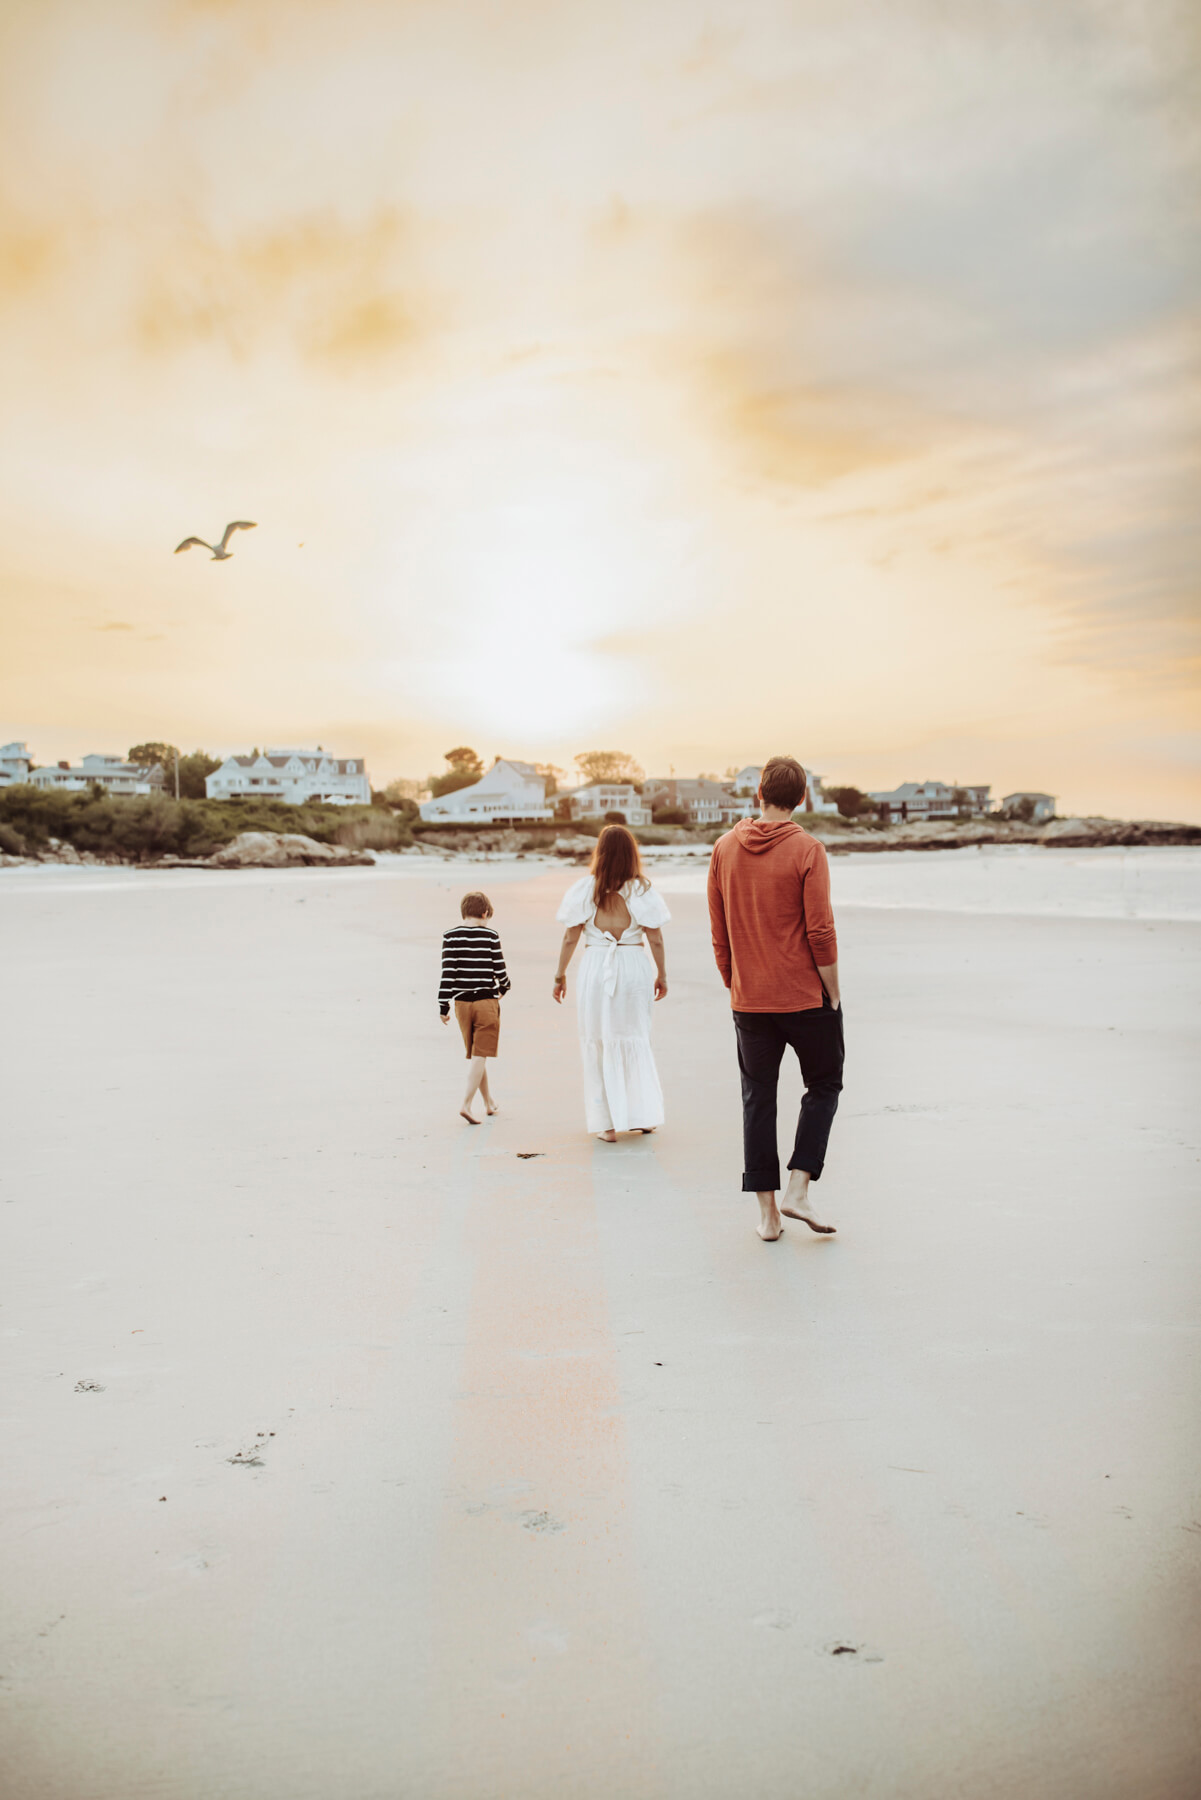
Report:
707,817,838,1012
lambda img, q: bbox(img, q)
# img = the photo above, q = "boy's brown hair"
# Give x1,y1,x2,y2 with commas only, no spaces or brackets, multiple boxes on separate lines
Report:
460,890,493,919
759,756,807,812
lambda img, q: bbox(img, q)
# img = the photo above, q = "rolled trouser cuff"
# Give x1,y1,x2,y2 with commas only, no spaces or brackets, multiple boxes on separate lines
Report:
787,1156,824,1181
742,1167,781,1193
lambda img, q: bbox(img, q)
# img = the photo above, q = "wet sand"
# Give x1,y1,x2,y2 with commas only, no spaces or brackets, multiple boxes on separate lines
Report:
2,859,1199,1799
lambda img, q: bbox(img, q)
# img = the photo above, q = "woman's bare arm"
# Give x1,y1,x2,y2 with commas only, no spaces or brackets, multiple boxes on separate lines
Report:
553,924,584,1003
645,926,668,1001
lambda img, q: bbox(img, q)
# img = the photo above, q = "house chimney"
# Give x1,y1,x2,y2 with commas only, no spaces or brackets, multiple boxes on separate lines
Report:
58,760,70,770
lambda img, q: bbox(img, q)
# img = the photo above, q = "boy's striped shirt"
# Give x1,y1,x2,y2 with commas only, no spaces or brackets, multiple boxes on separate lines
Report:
438,924,511,1016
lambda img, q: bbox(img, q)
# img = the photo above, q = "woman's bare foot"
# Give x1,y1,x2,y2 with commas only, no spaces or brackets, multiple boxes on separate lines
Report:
485,1101,499,1115
756,1192,784,1241
460,1108,480,1125
779,1171,836,1233
635,1127,657,1134
596,1129,617,1143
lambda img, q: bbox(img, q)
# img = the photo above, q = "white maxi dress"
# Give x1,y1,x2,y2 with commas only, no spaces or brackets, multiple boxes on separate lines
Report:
556,875,672,1134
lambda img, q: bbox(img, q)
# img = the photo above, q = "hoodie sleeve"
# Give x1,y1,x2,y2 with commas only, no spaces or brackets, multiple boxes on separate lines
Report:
707,847,732,988
801,842,838,967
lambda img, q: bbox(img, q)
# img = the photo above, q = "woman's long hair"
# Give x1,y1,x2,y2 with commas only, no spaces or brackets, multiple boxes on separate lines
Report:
590,823,647,908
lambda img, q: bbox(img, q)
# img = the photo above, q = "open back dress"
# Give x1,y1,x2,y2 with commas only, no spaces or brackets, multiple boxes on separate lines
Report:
556,874,672,1134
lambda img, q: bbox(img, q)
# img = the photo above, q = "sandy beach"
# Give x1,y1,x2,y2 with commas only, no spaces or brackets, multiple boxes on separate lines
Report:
2,850,1199,1799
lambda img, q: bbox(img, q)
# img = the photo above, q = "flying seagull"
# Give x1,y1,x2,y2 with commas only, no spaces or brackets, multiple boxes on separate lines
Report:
174,521,257,560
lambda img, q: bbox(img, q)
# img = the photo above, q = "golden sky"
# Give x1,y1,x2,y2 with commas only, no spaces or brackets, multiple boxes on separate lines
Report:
1,0,1199,817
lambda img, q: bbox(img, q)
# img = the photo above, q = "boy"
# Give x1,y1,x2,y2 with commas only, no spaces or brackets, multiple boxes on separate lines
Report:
439,891,511,1124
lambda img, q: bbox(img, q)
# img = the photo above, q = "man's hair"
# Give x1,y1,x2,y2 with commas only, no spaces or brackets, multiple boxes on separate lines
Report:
460,890,493,919
759,756,807,812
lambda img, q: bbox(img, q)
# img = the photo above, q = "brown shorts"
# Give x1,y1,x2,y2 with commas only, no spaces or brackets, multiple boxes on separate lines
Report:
455,996,500,1059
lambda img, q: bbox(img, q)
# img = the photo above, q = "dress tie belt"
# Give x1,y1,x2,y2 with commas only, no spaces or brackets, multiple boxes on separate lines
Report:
592,937,644,997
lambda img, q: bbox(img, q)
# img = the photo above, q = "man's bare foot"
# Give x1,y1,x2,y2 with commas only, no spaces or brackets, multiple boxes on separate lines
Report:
597,1129,617,1142
779,1171,836,1233
756,1192,784,1241
460,1108,480,1125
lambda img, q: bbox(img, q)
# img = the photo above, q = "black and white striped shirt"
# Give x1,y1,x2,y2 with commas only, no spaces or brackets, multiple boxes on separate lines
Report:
438,924,511,1016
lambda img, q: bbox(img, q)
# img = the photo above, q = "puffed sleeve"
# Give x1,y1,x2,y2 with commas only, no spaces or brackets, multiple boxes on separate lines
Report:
629,883,671,928
556,875,595,926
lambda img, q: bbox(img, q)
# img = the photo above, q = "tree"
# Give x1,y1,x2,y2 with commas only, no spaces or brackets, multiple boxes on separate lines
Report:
384,778,427,804
430,769,481,798
826,785,872,820
574,751,644,786
444,746,484,777
176,751,221,800
128,741,177,771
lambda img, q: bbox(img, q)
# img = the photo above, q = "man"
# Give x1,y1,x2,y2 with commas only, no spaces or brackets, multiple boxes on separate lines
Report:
707,755,843,1242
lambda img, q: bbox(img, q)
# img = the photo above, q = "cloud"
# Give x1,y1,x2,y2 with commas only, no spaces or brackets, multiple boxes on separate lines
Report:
135,209,428,369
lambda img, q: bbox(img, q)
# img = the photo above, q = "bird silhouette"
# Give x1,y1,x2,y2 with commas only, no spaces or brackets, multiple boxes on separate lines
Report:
174,521,257,560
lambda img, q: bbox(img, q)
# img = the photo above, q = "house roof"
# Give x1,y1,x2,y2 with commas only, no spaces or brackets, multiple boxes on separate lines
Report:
223,753,362,774
1002,791,1055,802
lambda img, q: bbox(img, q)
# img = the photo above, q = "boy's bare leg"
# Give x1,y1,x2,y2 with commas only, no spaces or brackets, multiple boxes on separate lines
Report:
461,1055,487,1123
755,1191,783,1241
779,1169,836,1233
480,1064,498,1115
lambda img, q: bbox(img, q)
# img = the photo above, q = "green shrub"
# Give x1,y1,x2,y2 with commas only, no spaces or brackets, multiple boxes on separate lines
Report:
653,809,689,825
0,819,27,855
0,786,410,861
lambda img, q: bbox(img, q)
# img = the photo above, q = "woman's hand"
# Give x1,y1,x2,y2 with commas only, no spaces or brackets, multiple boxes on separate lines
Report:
654,977,668,1002
552,976,567,1004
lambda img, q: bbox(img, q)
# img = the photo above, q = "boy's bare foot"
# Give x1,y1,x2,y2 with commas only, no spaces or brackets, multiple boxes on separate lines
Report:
460,1109,480,1125
779,1171,836,1233
756,1192,784,1241
597,1129,617,1143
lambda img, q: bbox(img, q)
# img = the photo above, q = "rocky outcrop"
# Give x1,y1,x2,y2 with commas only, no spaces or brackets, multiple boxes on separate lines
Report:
143,832,375,870
208,832,373,868
819,816,1201,854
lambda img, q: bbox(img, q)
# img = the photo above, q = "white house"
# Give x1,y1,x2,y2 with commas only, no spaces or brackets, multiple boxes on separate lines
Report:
0,741,31,787
206,749,371,805
869,780,991,823
1002,791,1056,823
568,783,651,827
642,779,756,826
30,753,166,796
419,758,553,825
725,766,839,815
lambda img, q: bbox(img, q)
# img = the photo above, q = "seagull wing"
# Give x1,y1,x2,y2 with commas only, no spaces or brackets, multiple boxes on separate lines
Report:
219,520,258,551
174,537,211,554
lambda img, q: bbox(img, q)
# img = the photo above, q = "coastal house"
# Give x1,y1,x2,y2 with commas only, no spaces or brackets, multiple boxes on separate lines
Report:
642,779,755,826
869,780,990,823
0,741,31,787
567,783,651,827
725,766,839,815
205,750,371,806
1002,791,1056,822
29,753,166,796
418,758,553,826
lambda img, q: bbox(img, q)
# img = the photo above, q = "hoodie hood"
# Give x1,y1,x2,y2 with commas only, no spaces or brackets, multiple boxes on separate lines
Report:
731,817,803,855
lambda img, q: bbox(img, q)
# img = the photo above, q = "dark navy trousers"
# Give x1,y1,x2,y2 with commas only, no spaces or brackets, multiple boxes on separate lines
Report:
734,1002,844,1190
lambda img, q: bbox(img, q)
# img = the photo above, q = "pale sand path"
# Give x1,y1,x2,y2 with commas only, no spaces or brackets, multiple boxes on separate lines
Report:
1,861,1199,1798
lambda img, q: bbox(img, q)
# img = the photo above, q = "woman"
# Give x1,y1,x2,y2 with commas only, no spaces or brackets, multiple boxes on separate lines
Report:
553,823,671,1141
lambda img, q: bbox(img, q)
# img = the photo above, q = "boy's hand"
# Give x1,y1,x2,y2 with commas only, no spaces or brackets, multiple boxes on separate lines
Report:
552,977,566,1004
